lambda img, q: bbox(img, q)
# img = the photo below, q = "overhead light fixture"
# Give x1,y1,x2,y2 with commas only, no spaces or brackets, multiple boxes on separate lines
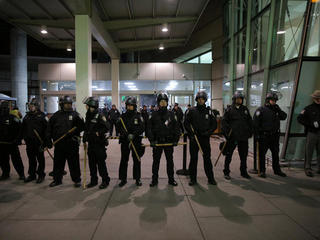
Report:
66,45,72,52
277,30,286,35
124,82,134,85
159,43,165,50
161,23,169,32
40,25,48,34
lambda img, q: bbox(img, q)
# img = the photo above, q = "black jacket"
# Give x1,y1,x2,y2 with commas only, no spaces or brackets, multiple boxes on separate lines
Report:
47,110,84,145
253,104,287,135
297,102,320,133
0,113,21,144
184,104,217,137
22,111,48,145
147,108,180,143
117,110,145,144
222,104,253,141
83,109,109,145
108,108,120,122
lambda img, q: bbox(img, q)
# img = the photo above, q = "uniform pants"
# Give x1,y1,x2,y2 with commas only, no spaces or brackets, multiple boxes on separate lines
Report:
119,141,141,181
152,146,174,182
26,142,45,178
53,141,81,183
189,136,214,181
110,120,118,136
0,144,25,177
258,134,281,173
305,131,320,170
88,143,109,183
223,140,248,175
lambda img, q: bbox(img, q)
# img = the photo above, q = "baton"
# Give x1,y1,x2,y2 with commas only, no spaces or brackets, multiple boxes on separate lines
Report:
53,127,77,145
119,118,141,162
83,143,87,189
190,125,203,155
257,140,261,175
143,142,187,147
33,129,54,161
214,129,232,167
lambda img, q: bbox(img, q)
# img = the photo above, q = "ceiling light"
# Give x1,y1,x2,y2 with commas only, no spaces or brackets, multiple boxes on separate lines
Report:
161,23,168,32
124,82,134,85
66,45,72,52
159,43,165,50
225,82,230,86
40,25,48,34
277,30,286,35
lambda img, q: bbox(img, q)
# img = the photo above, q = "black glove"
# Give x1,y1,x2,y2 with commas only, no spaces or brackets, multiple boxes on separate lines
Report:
128,134,134,141
82,133,88,143
173,142,178,147
14,139,22,145
46,140,53,149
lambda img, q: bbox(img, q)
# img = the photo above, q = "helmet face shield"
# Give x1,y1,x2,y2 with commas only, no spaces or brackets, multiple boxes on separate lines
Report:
195,91,208,102
157,93,169,106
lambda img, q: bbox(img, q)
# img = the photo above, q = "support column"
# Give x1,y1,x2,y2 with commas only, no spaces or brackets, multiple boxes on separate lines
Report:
111,59,120,108
10,28,28,116
75,15,92,118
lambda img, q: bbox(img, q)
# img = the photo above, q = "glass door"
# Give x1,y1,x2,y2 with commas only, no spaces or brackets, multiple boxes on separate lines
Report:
171,94,193,112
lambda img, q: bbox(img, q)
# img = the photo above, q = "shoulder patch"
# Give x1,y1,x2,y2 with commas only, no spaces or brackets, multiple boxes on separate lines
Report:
45,116,49,122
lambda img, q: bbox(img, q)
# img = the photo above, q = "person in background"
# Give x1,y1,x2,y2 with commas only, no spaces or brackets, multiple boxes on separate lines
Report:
108,104,120,136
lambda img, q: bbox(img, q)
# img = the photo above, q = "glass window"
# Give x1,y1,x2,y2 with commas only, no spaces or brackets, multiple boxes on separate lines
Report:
272,0,307,65
235,0,248,32
41,81,76,91
252,0,270,17
98,96,112,109
199,52,212,64
223,81,231,110
187,57,199,63
269,62,297,132
235,78,244,91
156,80,193,91
250,9,270,73
305,2,320,56
248,72,264,115
120,80,155,91
92,81,111,91
223,0,232,38
235,30,246,78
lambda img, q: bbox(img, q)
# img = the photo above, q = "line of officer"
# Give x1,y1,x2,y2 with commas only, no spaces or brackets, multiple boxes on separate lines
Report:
0,101,25,181
117,97,145,187
46,96,85,187
297,90,320,177
184,91,217,186
147,93,180,187
221,91,253,180
22,98,48,183
83,97,110,189
253,92,287,178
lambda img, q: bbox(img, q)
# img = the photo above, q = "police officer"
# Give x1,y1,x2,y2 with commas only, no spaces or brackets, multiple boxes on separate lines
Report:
184,91,217,185
108,104,120,136
117,97,145,187
172,103,184,133
297,90,320,177
0,101,25,180
83,97,110,189
147,93,180,187
46,96,84,187
221,91,253,180
22,98,48,183
253,92,287,178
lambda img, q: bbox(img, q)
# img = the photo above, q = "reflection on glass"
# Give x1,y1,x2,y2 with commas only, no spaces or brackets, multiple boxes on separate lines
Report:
248,72,264,115
269,62,296,132
250,9,270,73
223,81,231,110
252,0,270,17
235,78,244,91
156,80,193,91
120,80,155,91
305,2,320,56
187,57,199,63
235,30,246,78
200,52,212,64
272,0,307,65
92,81,111,91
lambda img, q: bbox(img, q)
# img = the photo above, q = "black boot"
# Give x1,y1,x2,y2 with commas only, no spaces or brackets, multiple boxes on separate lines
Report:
36,176,45,184
135,179,142,186
99,181,109,189
87,182,98,188
149,180,158,187
118,180,127,187
224,173,231,180
274,171,286,177
49,180,62,187
259,172,266,178
241,172,251,179
24,175,36,183
0,175,10,181
74,182,81,188
189,179,197,186
168,179,178,186
208,178,217,185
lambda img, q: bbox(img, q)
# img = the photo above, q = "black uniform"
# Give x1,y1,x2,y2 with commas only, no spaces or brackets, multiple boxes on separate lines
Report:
297,102,320,172
147,108,180,184
117,110,145,182
172,106,184,133
108,107,120,136
22,110,48,180
47,109,84,184
0,107,25,179
221,104,253,176
83,109,110,185
141,108,149,130
253,103,287,174
184,104,217,182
